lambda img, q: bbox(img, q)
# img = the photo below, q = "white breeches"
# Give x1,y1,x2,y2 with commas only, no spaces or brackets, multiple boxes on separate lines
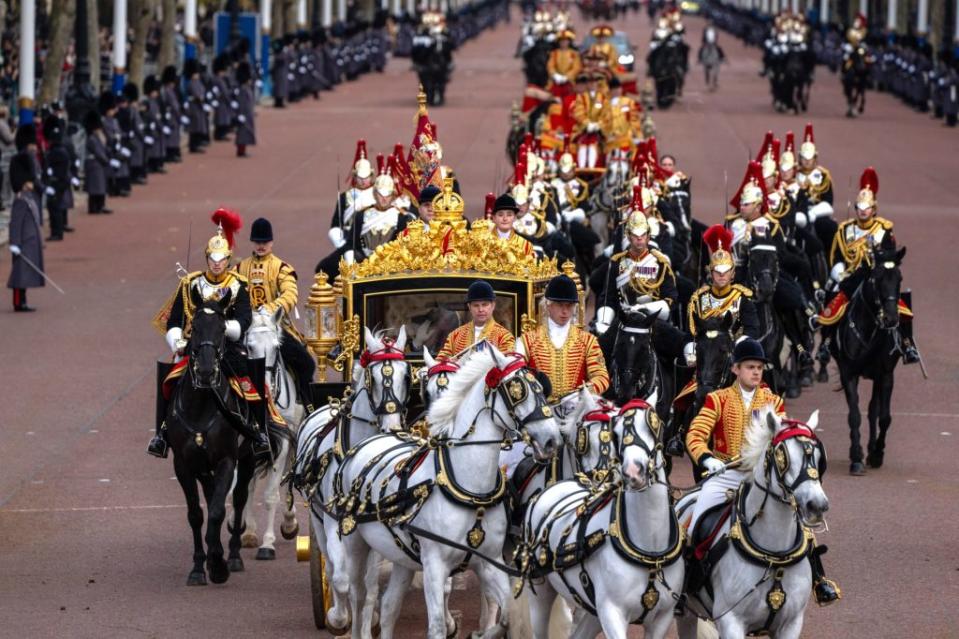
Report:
689,469,748,535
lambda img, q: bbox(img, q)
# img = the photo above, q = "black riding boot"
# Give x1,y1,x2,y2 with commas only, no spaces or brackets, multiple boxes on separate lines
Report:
665,413,687,458
899,290,919,365
148,380,170,458
810,544,841,606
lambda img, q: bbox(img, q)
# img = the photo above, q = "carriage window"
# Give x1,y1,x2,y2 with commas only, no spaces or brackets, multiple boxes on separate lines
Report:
365,291,518,355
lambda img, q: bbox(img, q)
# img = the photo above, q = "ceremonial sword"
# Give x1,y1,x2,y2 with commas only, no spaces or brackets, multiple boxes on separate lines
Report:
14,252,65,294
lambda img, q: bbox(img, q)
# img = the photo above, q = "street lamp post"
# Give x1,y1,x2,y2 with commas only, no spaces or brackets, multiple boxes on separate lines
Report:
18,0,35,124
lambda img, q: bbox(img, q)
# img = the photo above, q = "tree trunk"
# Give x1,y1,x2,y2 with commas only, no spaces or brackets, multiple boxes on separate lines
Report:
88,0,102,91
158,0,176,70
272,0,286,38
128,0,152,87
38,0,77,105
285,0,297,34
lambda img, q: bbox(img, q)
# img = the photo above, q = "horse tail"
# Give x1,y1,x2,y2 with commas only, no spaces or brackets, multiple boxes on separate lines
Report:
255,421,296,477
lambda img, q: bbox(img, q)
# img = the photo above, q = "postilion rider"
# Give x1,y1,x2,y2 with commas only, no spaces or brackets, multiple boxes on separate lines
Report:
148,215,272,459
236,217,318,413
685,338,840,606
437,280,515,360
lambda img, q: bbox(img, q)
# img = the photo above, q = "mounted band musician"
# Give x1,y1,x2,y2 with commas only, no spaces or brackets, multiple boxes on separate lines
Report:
683,338,840,608
149,210,272,459
437,280,516,359
236,217,317,414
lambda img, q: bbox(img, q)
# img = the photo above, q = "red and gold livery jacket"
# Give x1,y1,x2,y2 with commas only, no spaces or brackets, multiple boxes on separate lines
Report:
547,49,583,85
830,216,895,272
571,92,609,141
236,253,303,341
501,229,535,256
686,384,785,465
438,320,516,360
519,325,609,402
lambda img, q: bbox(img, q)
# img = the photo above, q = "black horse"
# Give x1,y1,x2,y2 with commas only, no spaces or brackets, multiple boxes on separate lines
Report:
830,247,907,475
647,38,687,108
411,34,453,106
664,314,734,477
747,237,789,396
842,47,871,117
607,310,661,409
167,297,263,586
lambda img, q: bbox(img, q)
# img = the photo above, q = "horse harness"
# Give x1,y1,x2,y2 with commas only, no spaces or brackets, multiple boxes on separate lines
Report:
329,359,552,572
693,423,825,634
517,402,684,624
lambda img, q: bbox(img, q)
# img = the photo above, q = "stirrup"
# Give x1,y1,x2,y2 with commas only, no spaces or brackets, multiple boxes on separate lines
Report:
814,578,842,606
147,435,169,459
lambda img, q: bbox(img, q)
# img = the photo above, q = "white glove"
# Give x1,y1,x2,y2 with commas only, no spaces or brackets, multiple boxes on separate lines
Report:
230,101,239,110
144,135,155,145
165,327,184,353
807,201,833,221
683,341,696,366
202,104,212,113
74,158,82,169
46,167,54,176
162,126,172,135
10,245,21,255
165,112,172,121
71,177,81,188
343,249,356,264
702,456,725,475
603,244,614,257
795,211,808,228
237,114,246,123
545,221,556,234
224,319,241,341
120,147,132,158
595,306,615,335
44,186,56,197
211,100,219,108
586,122,599,133
205,92,213,101
562,208,586,224
829,262,846,283
328,227,346,249
552,73,565,84
109,159,122,169
665,220,675,237
647,216,661,237
180,116,190,126
639,299,670,320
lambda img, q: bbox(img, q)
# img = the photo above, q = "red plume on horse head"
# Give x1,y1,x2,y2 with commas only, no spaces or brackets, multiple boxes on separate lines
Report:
211,208,242,249
703,224,733,254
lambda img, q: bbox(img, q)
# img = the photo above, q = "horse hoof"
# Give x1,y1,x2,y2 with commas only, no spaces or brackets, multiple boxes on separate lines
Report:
256,547,276,561
325,618,351,636
849,462,866,476
867,453,884,469
241,531,259,548
187,570,207,586
816,369,829,384
786,386,801,399
228,557,245,572
208,558,230,584
280,521,300,540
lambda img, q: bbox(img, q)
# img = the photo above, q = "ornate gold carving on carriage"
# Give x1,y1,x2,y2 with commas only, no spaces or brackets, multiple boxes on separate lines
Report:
305,177,586,385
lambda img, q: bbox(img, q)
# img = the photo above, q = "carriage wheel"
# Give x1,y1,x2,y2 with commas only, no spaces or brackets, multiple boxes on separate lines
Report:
308,520,333,630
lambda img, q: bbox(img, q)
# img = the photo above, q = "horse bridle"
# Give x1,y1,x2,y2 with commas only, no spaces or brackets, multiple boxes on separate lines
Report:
696,329,732,393
615,401,667,490
419,360,459,410
483,357,554,441
190,309,226,390
357,340,411,420
753,422,827,519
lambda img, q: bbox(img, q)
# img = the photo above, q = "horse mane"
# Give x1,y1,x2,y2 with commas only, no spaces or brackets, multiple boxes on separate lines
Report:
740,405,782,471
427,349,496,436
560,389,597,437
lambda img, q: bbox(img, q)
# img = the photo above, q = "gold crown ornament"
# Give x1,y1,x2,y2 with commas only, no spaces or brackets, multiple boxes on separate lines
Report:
432,177,467,229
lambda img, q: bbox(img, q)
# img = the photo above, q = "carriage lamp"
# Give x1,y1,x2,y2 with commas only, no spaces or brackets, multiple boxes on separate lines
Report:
305,271,340,382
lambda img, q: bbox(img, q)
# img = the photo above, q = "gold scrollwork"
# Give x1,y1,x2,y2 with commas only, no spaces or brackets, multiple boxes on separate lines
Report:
332,314,360,372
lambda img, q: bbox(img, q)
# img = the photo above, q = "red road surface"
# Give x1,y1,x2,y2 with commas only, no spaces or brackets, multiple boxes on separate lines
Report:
1,7,957,638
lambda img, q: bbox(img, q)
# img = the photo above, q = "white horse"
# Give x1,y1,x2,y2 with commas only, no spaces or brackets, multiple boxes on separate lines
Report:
240,308,305,559
521,395,684,639
675,408,829,639
335,346,562,639
291,326,412,634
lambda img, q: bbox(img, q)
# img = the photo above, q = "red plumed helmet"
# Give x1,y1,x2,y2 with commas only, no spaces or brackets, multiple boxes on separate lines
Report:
803,123,814,144
859,166,878,194
210,207,243,250
393,142,404,159
755,130,774,163
703,224,733,254
376,153,385,175
354,139,368,163
730,160,767,212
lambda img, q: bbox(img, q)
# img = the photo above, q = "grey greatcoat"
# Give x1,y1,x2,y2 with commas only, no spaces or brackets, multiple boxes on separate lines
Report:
6,192,44,290
235,84,256,146
272,48,290,100
102,115,129,180
161,85,182,152
85,132,109,196
187,77,209,136
212,75,234,129
144,96,166,161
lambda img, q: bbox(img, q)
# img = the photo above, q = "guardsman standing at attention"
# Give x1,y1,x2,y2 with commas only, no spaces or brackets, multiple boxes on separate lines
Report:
517,274,609,403
237,217,318,413
438,280,516,359
7,153,44,312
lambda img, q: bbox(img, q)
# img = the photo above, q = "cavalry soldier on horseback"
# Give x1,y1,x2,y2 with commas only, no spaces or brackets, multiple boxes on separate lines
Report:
549,142,590,227
728,160,817,389
148,211,272,459
794,123,840,255
841,14,874,118
685,338,840,606
236,217,317,414
437,281,516,359
347,161,409,262
317,140,377,279
812,167,920,364
517,274,609,403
